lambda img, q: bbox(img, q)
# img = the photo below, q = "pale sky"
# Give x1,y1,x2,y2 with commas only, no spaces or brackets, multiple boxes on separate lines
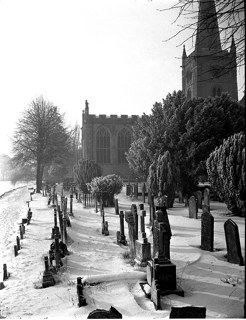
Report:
0,0,244,156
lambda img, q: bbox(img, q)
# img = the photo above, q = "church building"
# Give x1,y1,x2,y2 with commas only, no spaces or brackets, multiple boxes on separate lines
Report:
81,100,138,178
81,0,239,179
182,0,238,100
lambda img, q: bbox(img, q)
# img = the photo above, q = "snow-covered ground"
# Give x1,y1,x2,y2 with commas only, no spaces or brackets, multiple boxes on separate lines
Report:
0,186,244,319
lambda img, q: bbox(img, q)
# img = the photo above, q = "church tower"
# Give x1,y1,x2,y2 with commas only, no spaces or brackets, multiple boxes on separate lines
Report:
182,0,238,100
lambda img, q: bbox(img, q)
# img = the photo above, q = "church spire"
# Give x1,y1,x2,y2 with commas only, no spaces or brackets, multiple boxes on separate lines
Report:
195,0,222,53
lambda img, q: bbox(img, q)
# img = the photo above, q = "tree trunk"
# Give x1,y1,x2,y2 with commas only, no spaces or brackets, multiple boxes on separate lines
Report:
36,161,44,193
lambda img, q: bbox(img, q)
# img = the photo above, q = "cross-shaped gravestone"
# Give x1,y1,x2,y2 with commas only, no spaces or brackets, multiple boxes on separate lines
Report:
201,211,214,251
224,219,244,265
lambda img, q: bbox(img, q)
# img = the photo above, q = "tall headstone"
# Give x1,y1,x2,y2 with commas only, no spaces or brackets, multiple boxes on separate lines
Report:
201,211,214,251
139,210,146,233
117,211,127,245
194,190,203,209
142,183,146,203
224,219,244,265
131,204,138,240
115,198,119,215
203,188,210,212
125,211,136,257
189,196,198,219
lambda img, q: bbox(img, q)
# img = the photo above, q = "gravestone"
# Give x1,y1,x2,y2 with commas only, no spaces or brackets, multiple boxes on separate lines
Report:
133,184,138,199
116,211,127,245
201,211,214,251
126,184,131,196
194,190,203,209
188,196,198,219
139,203,144,211
135,232,151,266
131,204,138,240
114,198,119,215
142,183,146,203
169,306,206,318
77,277,87,307
203,188,210,211
150,280,161,310
224,219,244,265
139,210,146,233
125,211,136,257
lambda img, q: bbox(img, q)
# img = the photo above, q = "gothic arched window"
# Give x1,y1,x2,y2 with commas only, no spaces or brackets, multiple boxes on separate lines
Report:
118,128,131,163
212,86,222,97
96,128,110,163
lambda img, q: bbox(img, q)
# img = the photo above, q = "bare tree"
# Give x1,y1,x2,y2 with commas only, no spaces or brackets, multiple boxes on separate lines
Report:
162,1,244,71
12,96,71,192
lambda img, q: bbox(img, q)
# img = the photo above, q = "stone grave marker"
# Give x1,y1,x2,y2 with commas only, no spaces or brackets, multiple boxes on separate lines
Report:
150,280,161,310
203,188,210,211
142,183,146,203
224,219,244,265
114,198,119,215
139,210,146,233
131,204,138,240
201,211,214,251
125,211,136,257
189,196,198,219
194,190,203,209
117,211,127,245
135,232,151,266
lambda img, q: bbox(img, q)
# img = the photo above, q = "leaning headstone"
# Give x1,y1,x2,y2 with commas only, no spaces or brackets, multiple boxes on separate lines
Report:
169,306,206,318
203,188,210,211
188,196,198,219
224,219,244,265
87,306,122,319
201,211,214,252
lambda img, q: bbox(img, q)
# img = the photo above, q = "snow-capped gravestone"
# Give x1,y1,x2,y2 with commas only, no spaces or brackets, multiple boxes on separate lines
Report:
116,211,127,245
224,219,244,266
189,195,198,219
201,211,214,251
203,187,210,212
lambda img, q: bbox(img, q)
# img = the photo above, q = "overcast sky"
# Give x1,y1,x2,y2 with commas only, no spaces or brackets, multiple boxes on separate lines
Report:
0,0,244,156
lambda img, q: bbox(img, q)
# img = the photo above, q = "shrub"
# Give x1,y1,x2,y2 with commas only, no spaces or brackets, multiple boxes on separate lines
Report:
206,132,245,216
87,174,123,206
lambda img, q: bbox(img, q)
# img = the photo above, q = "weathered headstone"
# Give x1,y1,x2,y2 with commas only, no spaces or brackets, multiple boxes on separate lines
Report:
203,188,210,211
139,210,146,233
131,204,138,240
42,256,55,288
194,190,203,209
142,183,146,203
115,198,119,215
117,211,127,245
201,211,214,251
77,277,87,307
224,219,244,265
135,232,151,266
133,183,138,199
189,196,198,219
169,306,206,318
150,280,161,310
125,211,136,257
126,184,131,196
